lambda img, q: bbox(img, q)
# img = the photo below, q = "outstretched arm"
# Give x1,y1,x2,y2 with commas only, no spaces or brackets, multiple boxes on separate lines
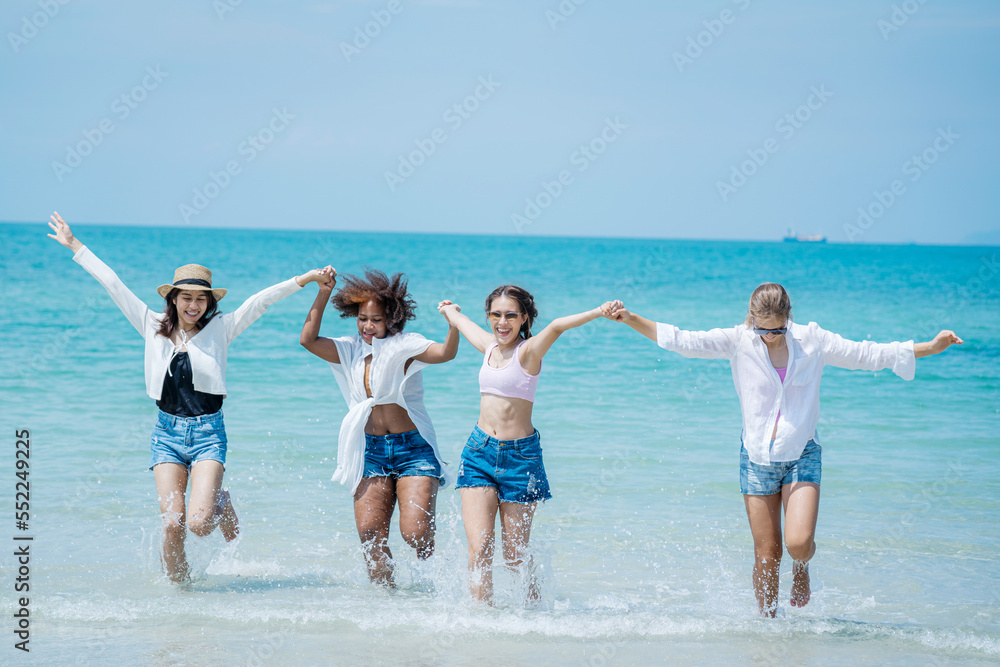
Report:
610,302,736,359
914,330,963,358
609,304,657,341
520,300,621,368
226,266,330,343
438,301,494,354
411,305,460,364
300,267,340,363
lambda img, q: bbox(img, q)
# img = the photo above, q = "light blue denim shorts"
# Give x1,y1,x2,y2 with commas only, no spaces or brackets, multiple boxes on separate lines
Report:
149,410,228,470
456,425,552,504
740,439,821,495
363,429,444,484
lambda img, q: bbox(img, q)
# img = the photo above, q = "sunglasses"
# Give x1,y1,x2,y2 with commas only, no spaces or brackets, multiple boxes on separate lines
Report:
752,320,788,336
488,311,523,322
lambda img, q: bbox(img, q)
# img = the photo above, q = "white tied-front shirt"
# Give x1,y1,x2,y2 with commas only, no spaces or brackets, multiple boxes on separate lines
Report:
328,333,454,495
656,321,916,465
73,245,302,399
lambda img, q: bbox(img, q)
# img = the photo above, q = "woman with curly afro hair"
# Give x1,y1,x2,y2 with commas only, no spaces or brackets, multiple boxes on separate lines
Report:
438,286,621,605
300,267,458,587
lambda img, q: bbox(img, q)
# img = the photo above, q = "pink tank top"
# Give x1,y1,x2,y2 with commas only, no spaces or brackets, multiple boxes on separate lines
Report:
775,367,787,424
479,341,540,402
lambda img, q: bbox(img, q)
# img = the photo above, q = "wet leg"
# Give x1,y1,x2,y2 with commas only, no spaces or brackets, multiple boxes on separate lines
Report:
354,477,397,587
744,492,783,617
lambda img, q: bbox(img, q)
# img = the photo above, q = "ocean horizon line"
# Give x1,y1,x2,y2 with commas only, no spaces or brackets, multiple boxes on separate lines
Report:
4,218,998,249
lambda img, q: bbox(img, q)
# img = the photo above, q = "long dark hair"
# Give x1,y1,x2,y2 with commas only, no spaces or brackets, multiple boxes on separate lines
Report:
485,285,538,340
156,288,220,338
331,268,416,336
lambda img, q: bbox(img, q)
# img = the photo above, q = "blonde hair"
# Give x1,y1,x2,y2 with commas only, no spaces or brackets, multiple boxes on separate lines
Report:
744,283,792,327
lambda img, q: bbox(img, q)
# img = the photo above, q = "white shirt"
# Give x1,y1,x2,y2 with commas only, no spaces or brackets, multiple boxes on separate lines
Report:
74,245,302,399
328,333,455,495
656,321,916,464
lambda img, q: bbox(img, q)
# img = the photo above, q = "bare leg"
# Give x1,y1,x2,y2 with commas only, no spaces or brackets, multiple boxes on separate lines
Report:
782,482,820,608
499,501,539,606
187,460,227,538
216,490,240,542
744,493,783,617
153,463,190,583
354,477,397,587
396,476,439,559
460,487,500,604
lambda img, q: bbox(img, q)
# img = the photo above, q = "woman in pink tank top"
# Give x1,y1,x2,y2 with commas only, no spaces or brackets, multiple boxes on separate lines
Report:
438,285,620,605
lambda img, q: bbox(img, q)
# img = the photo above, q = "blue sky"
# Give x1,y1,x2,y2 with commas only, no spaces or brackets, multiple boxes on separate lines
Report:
2,0,998,244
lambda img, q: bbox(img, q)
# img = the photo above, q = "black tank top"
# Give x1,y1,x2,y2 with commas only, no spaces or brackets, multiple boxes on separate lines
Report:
156,352,224,417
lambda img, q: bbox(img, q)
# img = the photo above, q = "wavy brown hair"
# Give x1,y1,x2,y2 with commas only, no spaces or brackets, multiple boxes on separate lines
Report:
485,285,538,340
156,288,219,339
331,268,416,335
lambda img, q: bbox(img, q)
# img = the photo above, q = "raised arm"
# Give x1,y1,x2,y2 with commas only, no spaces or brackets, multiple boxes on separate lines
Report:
438,301,494,354
410,306,460,364
48,211,152,338
225,266,329,343
519,301,620,368
299,266,340,363
914,330,963,358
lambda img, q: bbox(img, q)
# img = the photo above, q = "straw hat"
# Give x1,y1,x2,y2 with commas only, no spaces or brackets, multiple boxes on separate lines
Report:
156,264,228,300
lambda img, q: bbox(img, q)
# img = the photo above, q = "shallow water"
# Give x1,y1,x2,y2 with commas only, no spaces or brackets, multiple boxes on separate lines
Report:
1,223,998,665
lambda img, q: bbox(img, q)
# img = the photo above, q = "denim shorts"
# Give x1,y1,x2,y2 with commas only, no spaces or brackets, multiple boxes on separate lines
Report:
363,429,444,484
149,409,228,471
456,425,552,504
740,439,821,495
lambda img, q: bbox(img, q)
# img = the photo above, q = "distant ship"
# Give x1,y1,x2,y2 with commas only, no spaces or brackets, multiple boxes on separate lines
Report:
783,229,827,243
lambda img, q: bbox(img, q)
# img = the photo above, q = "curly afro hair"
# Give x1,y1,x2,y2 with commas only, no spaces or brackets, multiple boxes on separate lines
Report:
331,268,417,335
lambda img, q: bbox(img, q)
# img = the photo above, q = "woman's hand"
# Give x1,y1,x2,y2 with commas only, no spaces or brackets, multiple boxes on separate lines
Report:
915,330,964,358
607,302,632,322
47,211,83,253
599,300,623,319
316,266,336,292
297,266,336,289
438,300,461,322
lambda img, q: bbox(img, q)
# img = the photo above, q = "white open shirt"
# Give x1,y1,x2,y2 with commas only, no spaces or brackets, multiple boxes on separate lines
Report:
656,321,916,465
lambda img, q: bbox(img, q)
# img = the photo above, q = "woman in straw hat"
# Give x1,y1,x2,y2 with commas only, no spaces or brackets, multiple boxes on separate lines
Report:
48,212,332,582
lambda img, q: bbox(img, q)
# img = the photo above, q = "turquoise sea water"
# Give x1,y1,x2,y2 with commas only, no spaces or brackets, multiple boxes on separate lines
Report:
1,222,998,665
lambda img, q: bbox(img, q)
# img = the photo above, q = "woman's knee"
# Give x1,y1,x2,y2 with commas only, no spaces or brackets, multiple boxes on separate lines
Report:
401,524,433,548
785,535,815,562
187,514,213,537
162,513,186,540
357,520,390,548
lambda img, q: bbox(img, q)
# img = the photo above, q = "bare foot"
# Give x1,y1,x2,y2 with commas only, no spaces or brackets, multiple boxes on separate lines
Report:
217,489,240,542
790,560,810,608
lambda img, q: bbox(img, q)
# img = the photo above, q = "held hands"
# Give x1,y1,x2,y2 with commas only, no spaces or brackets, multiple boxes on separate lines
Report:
598,300,624,320
316,266,337,291
298,266,336,290
47,211,83,252
438,300,461,323
603,300,631,322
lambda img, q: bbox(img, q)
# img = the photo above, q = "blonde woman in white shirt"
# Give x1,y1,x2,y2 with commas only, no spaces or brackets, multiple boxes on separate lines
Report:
611,283,962,616
48,212,330,583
